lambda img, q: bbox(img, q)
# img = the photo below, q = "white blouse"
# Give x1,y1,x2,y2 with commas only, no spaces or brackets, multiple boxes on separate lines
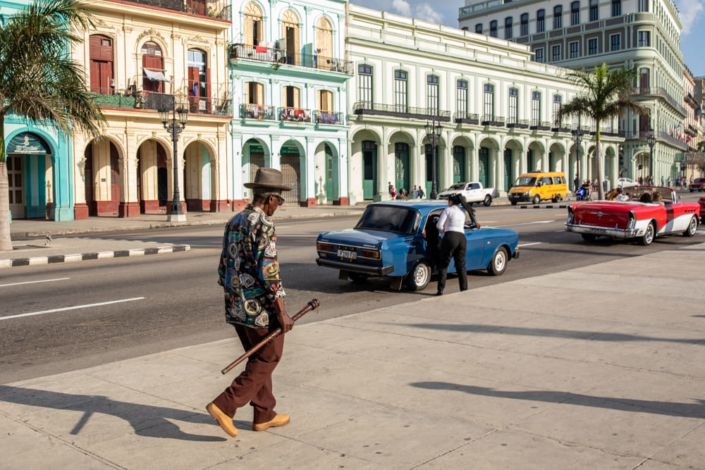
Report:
437,205,466,234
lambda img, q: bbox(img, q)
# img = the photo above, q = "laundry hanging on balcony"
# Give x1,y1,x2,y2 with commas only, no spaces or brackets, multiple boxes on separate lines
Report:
144,68,169,82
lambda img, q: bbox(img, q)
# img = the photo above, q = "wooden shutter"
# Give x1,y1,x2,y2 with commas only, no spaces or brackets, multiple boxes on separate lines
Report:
100,39,113,61
293,87,300,109
205,67,211,99
100,62,113,94
188,66,199,96
245,82,250,104
89,36,102,59
244,18,253,45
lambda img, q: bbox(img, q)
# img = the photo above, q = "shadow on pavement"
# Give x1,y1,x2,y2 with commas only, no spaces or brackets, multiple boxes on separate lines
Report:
402,323,705,345
0,386,227,442
410,382,705,419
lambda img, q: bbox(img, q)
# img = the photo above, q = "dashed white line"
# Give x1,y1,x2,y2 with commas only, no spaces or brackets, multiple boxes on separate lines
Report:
517,242,543,248
0,278,70,288
0,297,145,321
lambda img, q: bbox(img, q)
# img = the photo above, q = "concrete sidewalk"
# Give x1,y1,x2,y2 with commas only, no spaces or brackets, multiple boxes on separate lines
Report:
2,243,704,469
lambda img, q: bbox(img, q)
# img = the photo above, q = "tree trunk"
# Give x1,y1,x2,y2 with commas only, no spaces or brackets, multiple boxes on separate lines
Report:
0,117,12,251
595,125,605,201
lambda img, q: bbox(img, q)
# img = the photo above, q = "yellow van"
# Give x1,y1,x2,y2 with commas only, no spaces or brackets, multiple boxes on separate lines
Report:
508,171,568,205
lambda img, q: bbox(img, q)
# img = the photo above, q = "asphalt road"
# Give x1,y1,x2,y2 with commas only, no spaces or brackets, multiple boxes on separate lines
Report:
1,193,703,384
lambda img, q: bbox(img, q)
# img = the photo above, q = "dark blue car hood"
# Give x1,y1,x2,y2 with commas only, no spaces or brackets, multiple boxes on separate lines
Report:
318,229,407,247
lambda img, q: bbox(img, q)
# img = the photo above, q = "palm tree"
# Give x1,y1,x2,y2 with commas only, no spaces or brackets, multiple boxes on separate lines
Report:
0,0,104,252
558,64,649,201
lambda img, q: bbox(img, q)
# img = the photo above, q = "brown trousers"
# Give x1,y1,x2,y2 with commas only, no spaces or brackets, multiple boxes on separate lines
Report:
213,323,284,425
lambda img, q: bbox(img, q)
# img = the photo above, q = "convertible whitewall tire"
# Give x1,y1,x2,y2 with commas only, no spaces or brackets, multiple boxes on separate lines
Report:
684,216,698,237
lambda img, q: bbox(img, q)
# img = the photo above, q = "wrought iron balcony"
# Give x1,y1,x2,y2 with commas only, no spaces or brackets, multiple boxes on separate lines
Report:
454,112,479,124
314,111,345,125
353,102,451,121
240,104,276,121
529,120,551,131
551,122,572,133
623,130,689,150
118,0,231,20
91,88,138,109
507,118,529,129
635,87,687,116
481,115,505,127
229,44,352,74
279,107,312,123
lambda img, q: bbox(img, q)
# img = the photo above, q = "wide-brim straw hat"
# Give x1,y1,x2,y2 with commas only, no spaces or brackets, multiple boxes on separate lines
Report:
244,168,292,191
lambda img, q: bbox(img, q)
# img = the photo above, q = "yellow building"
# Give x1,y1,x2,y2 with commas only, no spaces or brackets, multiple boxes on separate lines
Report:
72,0,232,219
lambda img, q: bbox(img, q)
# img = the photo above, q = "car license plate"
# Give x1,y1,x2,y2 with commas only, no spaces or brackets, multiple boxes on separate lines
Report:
338,249,357,260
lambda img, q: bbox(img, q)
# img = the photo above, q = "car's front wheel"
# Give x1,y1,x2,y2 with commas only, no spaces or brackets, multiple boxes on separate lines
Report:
510,200,518,206
483,195,492,206
684,216,698,237
405,261,432,291
487,247,508,276
638,222,656,246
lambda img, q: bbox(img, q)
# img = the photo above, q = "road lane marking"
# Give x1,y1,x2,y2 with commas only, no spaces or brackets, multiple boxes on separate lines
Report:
517,242,543,248
1,298,145,321
0,278,70,288
491,219,560,228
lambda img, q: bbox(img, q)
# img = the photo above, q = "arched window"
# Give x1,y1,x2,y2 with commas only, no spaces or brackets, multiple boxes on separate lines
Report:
89,35,114,95
282,9,300,65
475,23,483,34
537,9,545,32
243,2,263,46
316,17,333,59
283,86,301,109
141,41,164,93
554,5,563,29
571,1,580,25
318,89,333,114
490,20,498,37
505,17,513,39
520,13,529,36
187,49,209,113
245,82,264,105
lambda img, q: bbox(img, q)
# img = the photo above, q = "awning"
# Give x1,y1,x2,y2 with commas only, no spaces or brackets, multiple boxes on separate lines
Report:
7,132,50,155
144,68,167,82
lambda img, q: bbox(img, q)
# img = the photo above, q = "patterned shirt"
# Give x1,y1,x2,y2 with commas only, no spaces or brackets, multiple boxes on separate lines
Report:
218,205,285,329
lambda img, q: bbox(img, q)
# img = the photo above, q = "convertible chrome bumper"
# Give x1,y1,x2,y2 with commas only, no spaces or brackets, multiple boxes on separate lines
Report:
565,223,638,238
316,258,394,276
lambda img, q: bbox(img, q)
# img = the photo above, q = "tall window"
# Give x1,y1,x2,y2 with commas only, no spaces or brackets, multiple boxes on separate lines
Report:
612,0,621,17
141,41,163,93
505,17,513,39
553,95,562,126
638,31,651,47
588,38,598,55
457,80,468,117
244,2,263,46
358,65,373,109
571,1,580,26
89,35,114,95
532,91,541,126
394,70,408,112
187,49,208,100
638,0,648,12
554,5,563,29
508,88,518,124
535,48,545,63
639,68,650,90
520,13,529,36
490,20,498,37
589,0,599,21
476,24,483,34
552,45,561,61
570,41,579,58
427,75,439,115
537,10,546,32
611,34,621,51
318,90,333,113
484,84,494,120
245,82,264,105
283,86,300,108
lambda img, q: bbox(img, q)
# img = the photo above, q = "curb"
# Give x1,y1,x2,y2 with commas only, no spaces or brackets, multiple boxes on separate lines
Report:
519,204,572,209
0,244,190,269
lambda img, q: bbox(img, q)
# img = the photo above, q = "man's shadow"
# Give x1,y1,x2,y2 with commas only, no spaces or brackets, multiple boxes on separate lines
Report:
0,386,228,442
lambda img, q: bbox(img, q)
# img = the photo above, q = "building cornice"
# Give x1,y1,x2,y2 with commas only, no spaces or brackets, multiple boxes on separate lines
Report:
89,0,231,30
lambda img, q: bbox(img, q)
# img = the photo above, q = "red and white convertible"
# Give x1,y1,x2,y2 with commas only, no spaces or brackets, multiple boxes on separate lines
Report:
566,186,700,246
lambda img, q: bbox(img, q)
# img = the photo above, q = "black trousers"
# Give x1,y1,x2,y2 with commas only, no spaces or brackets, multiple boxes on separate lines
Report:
437,231,468,292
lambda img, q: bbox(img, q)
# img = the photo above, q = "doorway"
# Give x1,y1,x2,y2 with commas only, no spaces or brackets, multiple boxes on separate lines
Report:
479,147,489,188
7,155,25,219
453,146,466,183
362,141,377,200
395,143,410,194
504,149,513,192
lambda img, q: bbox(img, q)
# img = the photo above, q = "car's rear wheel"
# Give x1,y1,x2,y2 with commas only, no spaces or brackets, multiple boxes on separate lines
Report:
638,222,656,246
532,195,540,205
405,261,431,291
581,234,597,242
349,273,370,283
552,195,562,203
483,195,492,206
487,247,508,276
684,216,698,237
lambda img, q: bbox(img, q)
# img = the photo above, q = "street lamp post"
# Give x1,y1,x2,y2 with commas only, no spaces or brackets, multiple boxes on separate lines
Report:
647,128,656,185
573,117,583,191
159,99,189,222
425,116,443,199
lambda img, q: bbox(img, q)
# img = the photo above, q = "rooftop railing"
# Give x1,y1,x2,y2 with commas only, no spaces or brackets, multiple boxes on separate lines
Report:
118,0,231,20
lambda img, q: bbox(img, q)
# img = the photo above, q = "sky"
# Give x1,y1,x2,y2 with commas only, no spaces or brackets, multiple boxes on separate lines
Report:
350,0,705,76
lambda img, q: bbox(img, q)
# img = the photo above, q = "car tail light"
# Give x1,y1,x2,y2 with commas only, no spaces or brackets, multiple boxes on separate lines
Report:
567,206,575,224
317,242,335,252
360,249,380,259
627,211,636,229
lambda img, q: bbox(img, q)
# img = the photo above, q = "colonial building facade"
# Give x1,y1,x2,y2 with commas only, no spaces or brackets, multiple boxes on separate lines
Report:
346,4,623,203
2,0,74,221
459,0,689,183
71,0,232,219
228,0,351,207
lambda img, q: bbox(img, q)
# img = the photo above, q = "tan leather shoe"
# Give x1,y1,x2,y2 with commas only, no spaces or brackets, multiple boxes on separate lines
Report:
206,403,238,438
252,414,290,432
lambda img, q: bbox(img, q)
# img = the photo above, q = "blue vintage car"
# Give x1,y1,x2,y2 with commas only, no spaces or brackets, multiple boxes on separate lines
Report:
315,201,520,291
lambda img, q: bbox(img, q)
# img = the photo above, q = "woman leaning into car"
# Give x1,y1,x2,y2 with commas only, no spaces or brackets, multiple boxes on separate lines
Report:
435,193,477,296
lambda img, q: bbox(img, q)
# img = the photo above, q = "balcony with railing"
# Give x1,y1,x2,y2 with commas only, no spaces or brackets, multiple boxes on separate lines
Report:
240,104,276,121
115,0,231,21
91,88,138,109
507,118,529,129
481,115,505,127
530,120,551,131
91,86,231,116
551,121,572,133
353,103,451,122
455,112,479,124
229,44,353,75
313,111,345,125
635,87,687,116
279,107,312,123
624,130,689,150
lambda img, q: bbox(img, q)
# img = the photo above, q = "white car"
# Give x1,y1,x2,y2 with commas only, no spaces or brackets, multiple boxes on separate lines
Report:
438,182,497,206
617,178,638,188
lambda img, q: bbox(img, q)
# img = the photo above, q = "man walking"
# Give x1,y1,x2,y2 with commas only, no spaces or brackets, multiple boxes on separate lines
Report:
207,168,294,438
412,185,419,199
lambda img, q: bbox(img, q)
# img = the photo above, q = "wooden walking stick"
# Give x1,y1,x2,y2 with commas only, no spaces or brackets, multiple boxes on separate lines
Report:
221,299,320,375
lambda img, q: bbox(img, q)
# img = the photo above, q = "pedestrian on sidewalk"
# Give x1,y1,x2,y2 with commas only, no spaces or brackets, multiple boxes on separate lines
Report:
574,174,580,192
207,168,295,439
418,186,425,199
435,193,475,296
412,185,419,199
